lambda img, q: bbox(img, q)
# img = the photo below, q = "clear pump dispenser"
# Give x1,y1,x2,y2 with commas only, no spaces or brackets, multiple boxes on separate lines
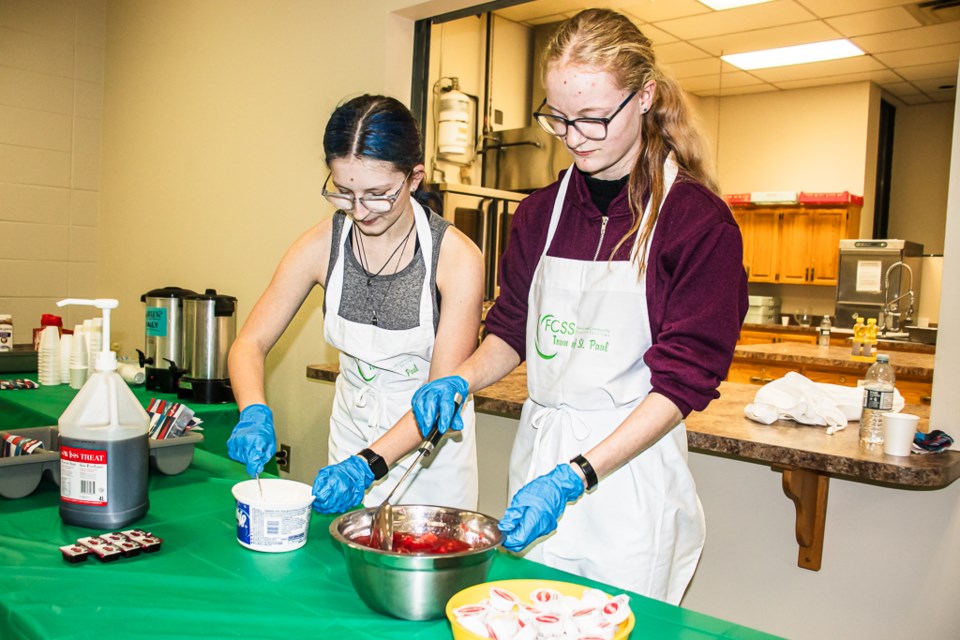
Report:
57,298,150,528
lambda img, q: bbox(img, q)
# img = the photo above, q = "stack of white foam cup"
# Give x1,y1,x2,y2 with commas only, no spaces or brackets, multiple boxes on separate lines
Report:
38,326,61,386
69,323,88,389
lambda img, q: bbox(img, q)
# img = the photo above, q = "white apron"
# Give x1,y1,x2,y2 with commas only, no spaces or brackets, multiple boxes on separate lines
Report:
323,201,478,510
508,160,705,604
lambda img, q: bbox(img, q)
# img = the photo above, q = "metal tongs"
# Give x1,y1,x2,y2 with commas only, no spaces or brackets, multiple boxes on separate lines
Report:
369,395,461,551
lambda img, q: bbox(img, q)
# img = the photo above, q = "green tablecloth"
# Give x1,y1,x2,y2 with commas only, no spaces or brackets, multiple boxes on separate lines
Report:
0,450,777,640
0,375,277,475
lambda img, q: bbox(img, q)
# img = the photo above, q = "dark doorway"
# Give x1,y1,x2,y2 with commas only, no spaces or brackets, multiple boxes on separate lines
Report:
872,99,896,239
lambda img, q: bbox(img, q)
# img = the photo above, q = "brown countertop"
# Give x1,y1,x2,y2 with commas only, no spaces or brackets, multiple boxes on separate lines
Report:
306,363,956,489
741,323,936,354
733,342,935,378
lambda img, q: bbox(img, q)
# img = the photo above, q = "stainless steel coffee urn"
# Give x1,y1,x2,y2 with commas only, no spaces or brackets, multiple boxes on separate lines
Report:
177,289,237,404
139,286,197,393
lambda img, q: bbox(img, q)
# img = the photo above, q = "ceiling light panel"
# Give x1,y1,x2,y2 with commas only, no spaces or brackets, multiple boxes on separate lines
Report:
722,39,865,70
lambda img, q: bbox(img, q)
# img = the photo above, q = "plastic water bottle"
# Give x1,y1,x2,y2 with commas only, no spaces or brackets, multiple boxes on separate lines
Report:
859,354,895,445
818,315,832,347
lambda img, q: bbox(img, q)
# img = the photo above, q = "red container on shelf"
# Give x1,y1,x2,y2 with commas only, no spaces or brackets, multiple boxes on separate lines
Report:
724,193,751,205
798,191,864,205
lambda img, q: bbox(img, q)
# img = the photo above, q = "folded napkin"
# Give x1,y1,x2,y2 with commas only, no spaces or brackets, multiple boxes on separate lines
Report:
744,371,905,431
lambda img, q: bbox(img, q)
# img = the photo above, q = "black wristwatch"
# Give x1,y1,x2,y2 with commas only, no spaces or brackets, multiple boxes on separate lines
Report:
357,448,388,481
570,454,599,491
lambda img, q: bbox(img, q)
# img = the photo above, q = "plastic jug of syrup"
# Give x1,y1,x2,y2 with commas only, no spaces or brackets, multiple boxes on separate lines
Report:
57,298,150,529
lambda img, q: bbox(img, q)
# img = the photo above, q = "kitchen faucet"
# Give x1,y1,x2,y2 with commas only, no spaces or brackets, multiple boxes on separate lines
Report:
881,261,914,334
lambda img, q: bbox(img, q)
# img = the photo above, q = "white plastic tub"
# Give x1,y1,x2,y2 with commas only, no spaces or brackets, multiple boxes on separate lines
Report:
232,478,314,552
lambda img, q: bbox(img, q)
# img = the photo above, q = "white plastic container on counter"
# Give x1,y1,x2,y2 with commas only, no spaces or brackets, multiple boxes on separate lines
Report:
232,478,314,552
57,298,150,529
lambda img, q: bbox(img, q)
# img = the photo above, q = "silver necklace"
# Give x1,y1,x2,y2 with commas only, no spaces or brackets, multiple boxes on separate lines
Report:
353,221,415,326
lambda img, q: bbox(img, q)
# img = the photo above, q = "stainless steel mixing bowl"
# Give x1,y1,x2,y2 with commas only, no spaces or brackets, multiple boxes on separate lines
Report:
329,504,502,620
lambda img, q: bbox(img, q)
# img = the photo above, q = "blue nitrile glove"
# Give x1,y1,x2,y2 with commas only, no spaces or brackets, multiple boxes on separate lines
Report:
411,375,469,437
497,463,585,553
311,456,375,514
226,404,276,477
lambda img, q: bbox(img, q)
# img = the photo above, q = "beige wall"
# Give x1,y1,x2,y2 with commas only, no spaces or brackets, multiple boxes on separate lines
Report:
889,102,954,255
6,1,960,638
0,0,106,342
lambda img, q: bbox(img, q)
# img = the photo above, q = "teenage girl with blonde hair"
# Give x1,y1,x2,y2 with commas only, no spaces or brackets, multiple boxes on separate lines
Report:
412,9,748,603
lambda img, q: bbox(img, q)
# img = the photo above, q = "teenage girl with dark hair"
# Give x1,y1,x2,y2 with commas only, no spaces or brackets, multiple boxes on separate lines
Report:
412,9,748,603
227,95,482,513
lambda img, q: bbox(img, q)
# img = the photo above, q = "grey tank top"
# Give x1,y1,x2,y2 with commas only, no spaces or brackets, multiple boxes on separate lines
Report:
324,209,448,332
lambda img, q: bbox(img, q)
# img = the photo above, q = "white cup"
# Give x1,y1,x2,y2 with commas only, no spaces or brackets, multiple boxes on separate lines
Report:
882,412,920,457
69,366,87,390
117,363,146,385
781,315,790,326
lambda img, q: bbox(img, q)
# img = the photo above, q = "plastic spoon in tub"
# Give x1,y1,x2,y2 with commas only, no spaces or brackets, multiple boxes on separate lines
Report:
369,394,461,551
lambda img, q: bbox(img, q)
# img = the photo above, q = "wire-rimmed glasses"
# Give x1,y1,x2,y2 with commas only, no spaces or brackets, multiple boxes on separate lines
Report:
322,171,410,214
533,91,638,141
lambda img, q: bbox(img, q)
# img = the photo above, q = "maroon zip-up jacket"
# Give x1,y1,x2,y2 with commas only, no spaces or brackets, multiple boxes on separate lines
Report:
484,167,748,417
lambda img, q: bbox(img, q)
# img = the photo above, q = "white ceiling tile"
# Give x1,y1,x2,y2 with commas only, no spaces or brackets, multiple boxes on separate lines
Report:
655,41,714,63
495,0,590,23
689,21,840,56
853,22,960,54
653,0,816,40
898,93,934,105
489,0,960,99
695,83,779,97
909,75,960,92
927,88,957,102
774,68,902,90
879,81,921,96
680,70,769,92
526,13,575,26
825,6,921,37
794,0,916,20
636,23,679,45
620,0,711,23
897,61,960,81
665,57,727,78
750,55,883,82
874,42,960,68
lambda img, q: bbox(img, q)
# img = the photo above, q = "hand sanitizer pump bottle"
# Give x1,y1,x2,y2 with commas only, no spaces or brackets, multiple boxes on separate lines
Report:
57,298,150,528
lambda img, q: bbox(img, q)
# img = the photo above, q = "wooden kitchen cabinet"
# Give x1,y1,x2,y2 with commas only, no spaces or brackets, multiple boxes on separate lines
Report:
727,361,798,385
739,328,817,345
732,203,860,286
734,207,778,282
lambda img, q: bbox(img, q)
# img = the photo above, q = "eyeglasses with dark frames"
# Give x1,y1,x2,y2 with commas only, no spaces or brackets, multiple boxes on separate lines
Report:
533,91,638,141
321,171,411,214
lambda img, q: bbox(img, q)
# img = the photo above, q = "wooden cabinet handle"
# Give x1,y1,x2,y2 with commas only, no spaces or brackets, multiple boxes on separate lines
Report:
750,376,775,384
921,395,932,405
810,267,815,281
805,267,809,281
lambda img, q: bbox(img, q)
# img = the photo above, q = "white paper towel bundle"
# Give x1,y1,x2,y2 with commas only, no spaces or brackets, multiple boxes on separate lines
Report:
744,371,905,430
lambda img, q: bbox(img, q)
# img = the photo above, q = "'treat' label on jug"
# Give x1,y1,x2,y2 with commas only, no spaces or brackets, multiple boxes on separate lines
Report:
60,445,108,505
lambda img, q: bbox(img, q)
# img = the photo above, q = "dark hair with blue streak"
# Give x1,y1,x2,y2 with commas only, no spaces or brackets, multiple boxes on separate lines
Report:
323,95,441,212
